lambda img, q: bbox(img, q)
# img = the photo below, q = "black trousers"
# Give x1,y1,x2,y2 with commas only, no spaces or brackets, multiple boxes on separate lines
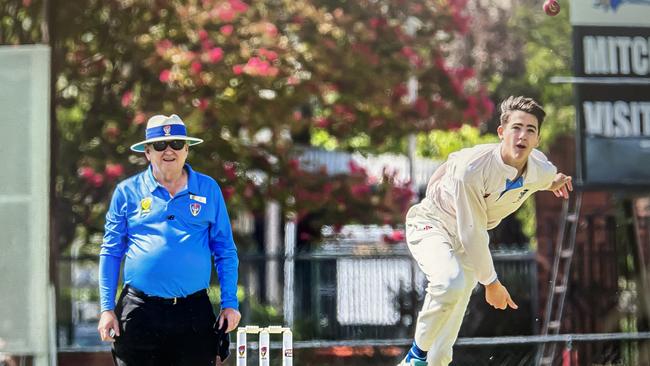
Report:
112,286,218,366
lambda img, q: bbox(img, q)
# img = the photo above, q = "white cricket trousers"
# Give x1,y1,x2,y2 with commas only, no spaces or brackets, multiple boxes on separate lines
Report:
405,203,478,366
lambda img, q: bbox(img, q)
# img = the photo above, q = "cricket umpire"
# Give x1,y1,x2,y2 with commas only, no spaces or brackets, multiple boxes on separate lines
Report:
97,114,240,365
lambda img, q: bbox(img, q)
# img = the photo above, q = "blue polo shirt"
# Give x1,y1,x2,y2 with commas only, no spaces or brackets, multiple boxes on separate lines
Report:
99,164,239,312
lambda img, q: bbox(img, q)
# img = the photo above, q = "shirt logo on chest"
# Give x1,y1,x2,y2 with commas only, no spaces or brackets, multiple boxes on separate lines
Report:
515,189,530,202
190,202,201,216
140,197,153,216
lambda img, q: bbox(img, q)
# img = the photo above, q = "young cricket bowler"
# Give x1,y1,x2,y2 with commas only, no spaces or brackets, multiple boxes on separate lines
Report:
398,96,573,366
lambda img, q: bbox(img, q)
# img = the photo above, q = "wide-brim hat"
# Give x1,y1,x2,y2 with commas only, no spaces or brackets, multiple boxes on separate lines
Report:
130,114,204,152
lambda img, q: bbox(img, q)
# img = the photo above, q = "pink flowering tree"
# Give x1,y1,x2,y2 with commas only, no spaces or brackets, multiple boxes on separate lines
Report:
5,0,493,252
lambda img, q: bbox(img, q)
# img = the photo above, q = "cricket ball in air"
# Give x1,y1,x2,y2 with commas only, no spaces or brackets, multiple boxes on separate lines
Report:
543,0,560,16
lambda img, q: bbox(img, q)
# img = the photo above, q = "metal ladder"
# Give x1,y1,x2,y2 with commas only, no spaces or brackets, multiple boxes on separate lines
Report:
537,191,583,366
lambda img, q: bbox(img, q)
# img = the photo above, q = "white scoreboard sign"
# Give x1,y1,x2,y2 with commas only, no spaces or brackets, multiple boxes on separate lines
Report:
570,1,650,188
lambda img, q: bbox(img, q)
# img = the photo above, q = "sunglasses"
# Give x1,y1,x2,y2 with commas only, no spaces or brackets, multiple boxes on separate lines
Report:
150,140,187,152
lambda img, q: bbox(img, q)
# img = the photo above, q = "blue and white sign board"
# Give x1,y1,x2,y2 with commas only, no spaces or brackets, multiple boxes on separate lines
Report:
570,0,650,188
0,45,53,366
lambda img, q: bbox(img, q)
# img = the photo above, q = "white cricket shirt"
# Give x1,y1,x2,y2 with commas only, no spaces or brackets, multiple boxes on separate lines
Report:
422,143,557,285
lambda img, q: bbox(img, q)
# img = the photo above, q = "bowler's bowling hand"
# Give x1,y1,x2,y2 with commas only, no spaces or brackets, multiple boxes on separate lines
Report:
485,280,518,310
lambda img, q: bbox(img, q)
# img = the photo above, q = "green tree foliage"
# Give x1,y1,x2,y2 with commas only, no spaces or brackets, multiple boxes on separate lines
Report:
417,124,498,160
0,0,44,44
2,0,493,250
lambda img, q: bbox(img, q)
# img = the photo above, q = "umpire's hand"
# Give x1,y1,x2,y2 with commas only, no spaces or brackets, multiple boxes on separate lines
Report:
218,308,241,333
98,310,120,341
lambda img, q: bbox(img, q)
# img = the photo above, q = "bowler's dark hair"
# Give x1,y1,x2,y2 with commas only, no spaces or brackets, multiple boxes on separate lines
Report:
499,96,546,129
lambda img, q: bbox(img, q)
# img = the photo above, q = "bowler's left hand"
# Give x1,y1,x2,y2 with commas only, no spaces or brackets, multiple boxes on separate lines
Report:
548,173,573,199
218,308,241,333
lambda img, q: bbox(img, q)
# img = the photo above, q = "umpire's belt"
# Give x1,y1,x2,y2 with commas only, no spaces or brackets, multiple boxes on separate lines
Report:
125,285,207,305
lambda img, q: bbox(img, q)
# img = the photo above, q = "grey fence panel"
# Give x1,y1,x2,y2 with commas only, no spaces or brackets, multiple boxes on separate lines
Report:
236,244,538,341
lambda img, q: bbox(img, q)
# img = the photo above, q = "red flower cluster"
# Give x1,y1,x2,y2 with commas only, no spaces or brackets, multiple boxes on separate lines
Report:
78,164,124,188
78,166,104,188
234,57,279,77
105,163,125,180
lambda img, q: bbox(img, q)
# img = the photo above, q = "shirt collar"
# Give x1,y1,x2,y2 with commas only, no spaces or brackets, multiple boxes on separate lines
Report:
185,163,199,194
493,143,519,180
143,163,198,194
143,165,158,193
523,154,538,184
493,143,540,185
